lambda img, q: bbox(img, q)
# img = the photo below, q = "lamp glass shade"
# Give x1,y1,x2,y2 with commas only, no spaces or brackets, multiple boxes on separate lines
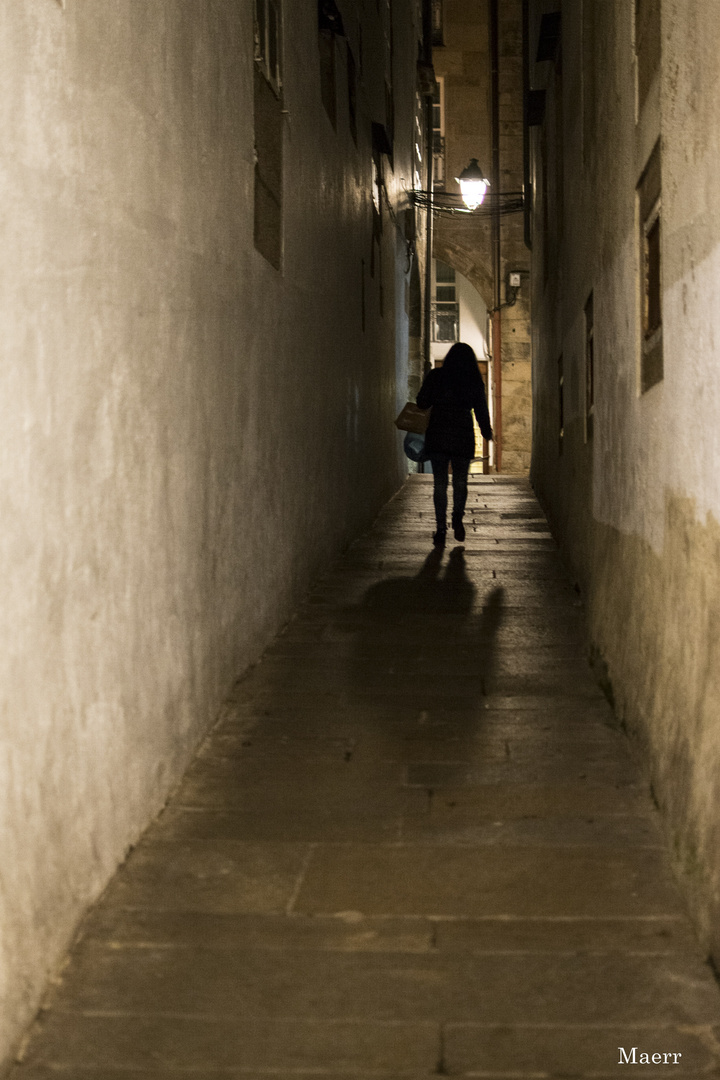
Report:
455,158,489,210
458,178,488,209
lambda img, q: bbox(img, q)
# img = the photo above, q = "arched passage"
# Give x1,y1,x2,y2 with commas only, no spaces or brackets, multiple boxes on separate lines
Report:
434,227,494,312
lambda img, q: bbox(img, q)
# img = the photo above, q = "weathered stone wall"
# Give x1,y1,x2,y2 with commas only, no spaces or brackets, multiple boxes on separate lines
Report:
530,0,720,959
433,0,531,474
0,0,421,1066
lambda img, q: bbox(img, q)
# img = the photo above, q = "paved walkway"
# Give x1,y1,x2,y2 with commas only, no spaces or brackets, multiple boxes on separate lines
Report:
10,476,720,1079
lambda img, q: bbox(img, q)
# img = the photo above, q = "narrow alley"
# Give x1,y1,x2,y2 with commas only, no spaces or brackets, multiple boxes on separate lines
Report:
11,477,720,1079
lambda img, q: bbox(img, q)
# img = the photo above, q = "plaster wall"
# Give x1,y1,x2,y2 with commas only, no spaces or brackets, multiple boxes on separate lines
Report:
0,0,420,1065
530,0,720,956
457,271,489,361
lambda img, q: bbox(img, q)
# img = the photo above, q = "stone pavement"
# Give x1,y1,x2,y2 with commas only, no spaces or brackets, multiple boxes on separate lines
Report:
8,476,720,1079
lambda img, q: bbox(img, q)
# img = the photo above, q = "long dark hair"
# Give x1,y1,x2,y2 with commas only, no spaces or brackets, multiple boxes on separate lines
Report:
439,342,483,396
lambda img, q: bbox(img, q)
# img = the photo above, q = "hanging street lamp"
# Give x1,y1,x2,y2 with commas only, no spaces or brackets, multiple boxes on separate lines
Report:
409,156,521,216
455,158,490,210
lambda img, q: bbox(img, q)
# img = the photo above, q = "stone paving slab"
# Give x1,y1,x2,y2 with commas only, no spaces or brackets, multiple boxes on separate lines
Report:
7,476,720,1080
405,780,651,817
304,582,579,608
338,553,568,572
219,699,620,738
180,746,638,796
80,909,436,952
244,655,603,689
204,722,627,764
43,946,720,1026
293,844,685,919
433,915,700,954
19,1015,440,1074
76,908,701,956
400,812,664,848
99,840,310,915
152,807,406,844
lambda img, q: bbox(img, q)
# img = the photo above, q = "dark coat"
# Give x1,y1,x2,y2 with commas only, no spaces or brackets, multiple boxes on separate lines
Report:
416,367,492,458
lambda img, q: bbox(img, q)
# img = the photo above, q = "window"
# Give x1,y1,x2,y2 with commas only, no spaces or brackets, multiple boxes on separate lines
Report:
536,10,561,62
318,0,344,127
382,0,394,166
558,354,564,455
413,90,424,192
431,0,444,47
432,261,459,342
582,0,595,165
541,124,549,284
585,292,594,440
254,0,283,269
361,258,366,332
635,0,660,117
645,216,661,332
432,77,445,190
255,0,281,95
347,44,358,144
319,33,337,127
372,155,382,217
370,123,390,297
371,122,391,225
638,140,662,391
385,80,395,166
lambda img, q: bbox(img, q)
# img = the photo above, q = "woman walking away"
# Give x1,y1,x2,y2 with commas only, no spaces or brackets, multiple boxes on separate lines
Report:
416,342,493,547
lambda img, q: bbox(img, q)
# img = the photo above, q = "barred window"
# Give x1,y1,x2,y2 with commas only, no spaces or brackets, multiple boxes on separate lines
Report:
638,140,662,391
432,261,459,343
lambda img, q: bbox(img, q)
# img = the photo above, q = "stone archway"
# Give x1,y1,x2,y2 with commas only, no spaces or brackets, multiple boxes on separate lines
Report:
434,218,494,312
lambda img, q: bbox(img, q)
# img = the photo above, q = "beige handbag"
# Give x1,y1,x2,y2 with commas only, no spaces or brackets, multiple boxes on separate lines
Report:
395,401,430,435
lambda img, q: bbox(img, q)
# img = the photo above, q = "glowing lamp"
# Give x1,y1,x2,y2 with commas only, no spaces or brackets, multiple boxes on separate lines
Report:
455,158,489,210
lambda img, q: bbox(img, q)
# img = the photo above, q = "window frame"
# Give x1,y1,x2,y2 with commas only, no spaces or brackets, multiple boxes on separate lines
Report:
431,0,444,47
432,260,459,343
558,353,564,455
642,200,662,338
255,0,282,97
637,140,663,392
584,291,594,441
432,76,446,190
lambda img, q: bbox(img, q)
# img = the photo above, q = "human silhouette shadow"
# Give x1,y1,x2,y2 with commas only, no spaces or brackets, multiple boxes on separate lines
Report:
350,547,505,740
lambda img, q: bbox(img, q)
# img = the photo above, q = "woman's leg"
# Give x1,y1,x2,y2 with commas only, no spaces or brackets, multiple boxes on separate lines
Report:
429,454,449,537
450,456,471,537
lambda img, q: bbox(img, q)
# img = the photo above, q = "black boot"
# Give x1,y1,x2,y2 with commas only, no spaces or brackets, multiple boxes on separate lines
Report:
433,527,447,547
452,513,465,542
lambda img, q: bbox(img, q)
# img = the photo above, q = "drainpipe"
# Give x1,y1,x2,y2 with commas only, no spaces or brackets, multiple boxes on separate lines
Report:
490,0,502,472
423,0,434,375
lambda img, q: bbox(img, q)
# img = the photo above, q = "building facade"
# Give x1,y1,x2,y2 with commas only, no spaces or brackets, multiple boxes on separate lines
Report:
529,0,720,960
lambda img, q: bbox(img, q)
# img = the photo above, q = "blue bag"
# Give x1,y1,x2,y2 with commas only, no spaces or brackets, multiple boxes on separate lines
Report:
403,431,430,463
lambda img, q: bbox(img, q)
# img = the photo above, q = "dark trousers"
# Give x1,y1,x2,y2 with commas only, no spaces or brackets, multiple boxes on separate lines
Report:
429,454,471,530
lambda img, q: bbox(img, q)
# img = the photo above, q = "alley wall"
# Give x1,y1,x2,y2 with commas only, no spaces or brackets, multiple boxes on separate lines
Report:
0,1,422,1066
529,0,720,959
